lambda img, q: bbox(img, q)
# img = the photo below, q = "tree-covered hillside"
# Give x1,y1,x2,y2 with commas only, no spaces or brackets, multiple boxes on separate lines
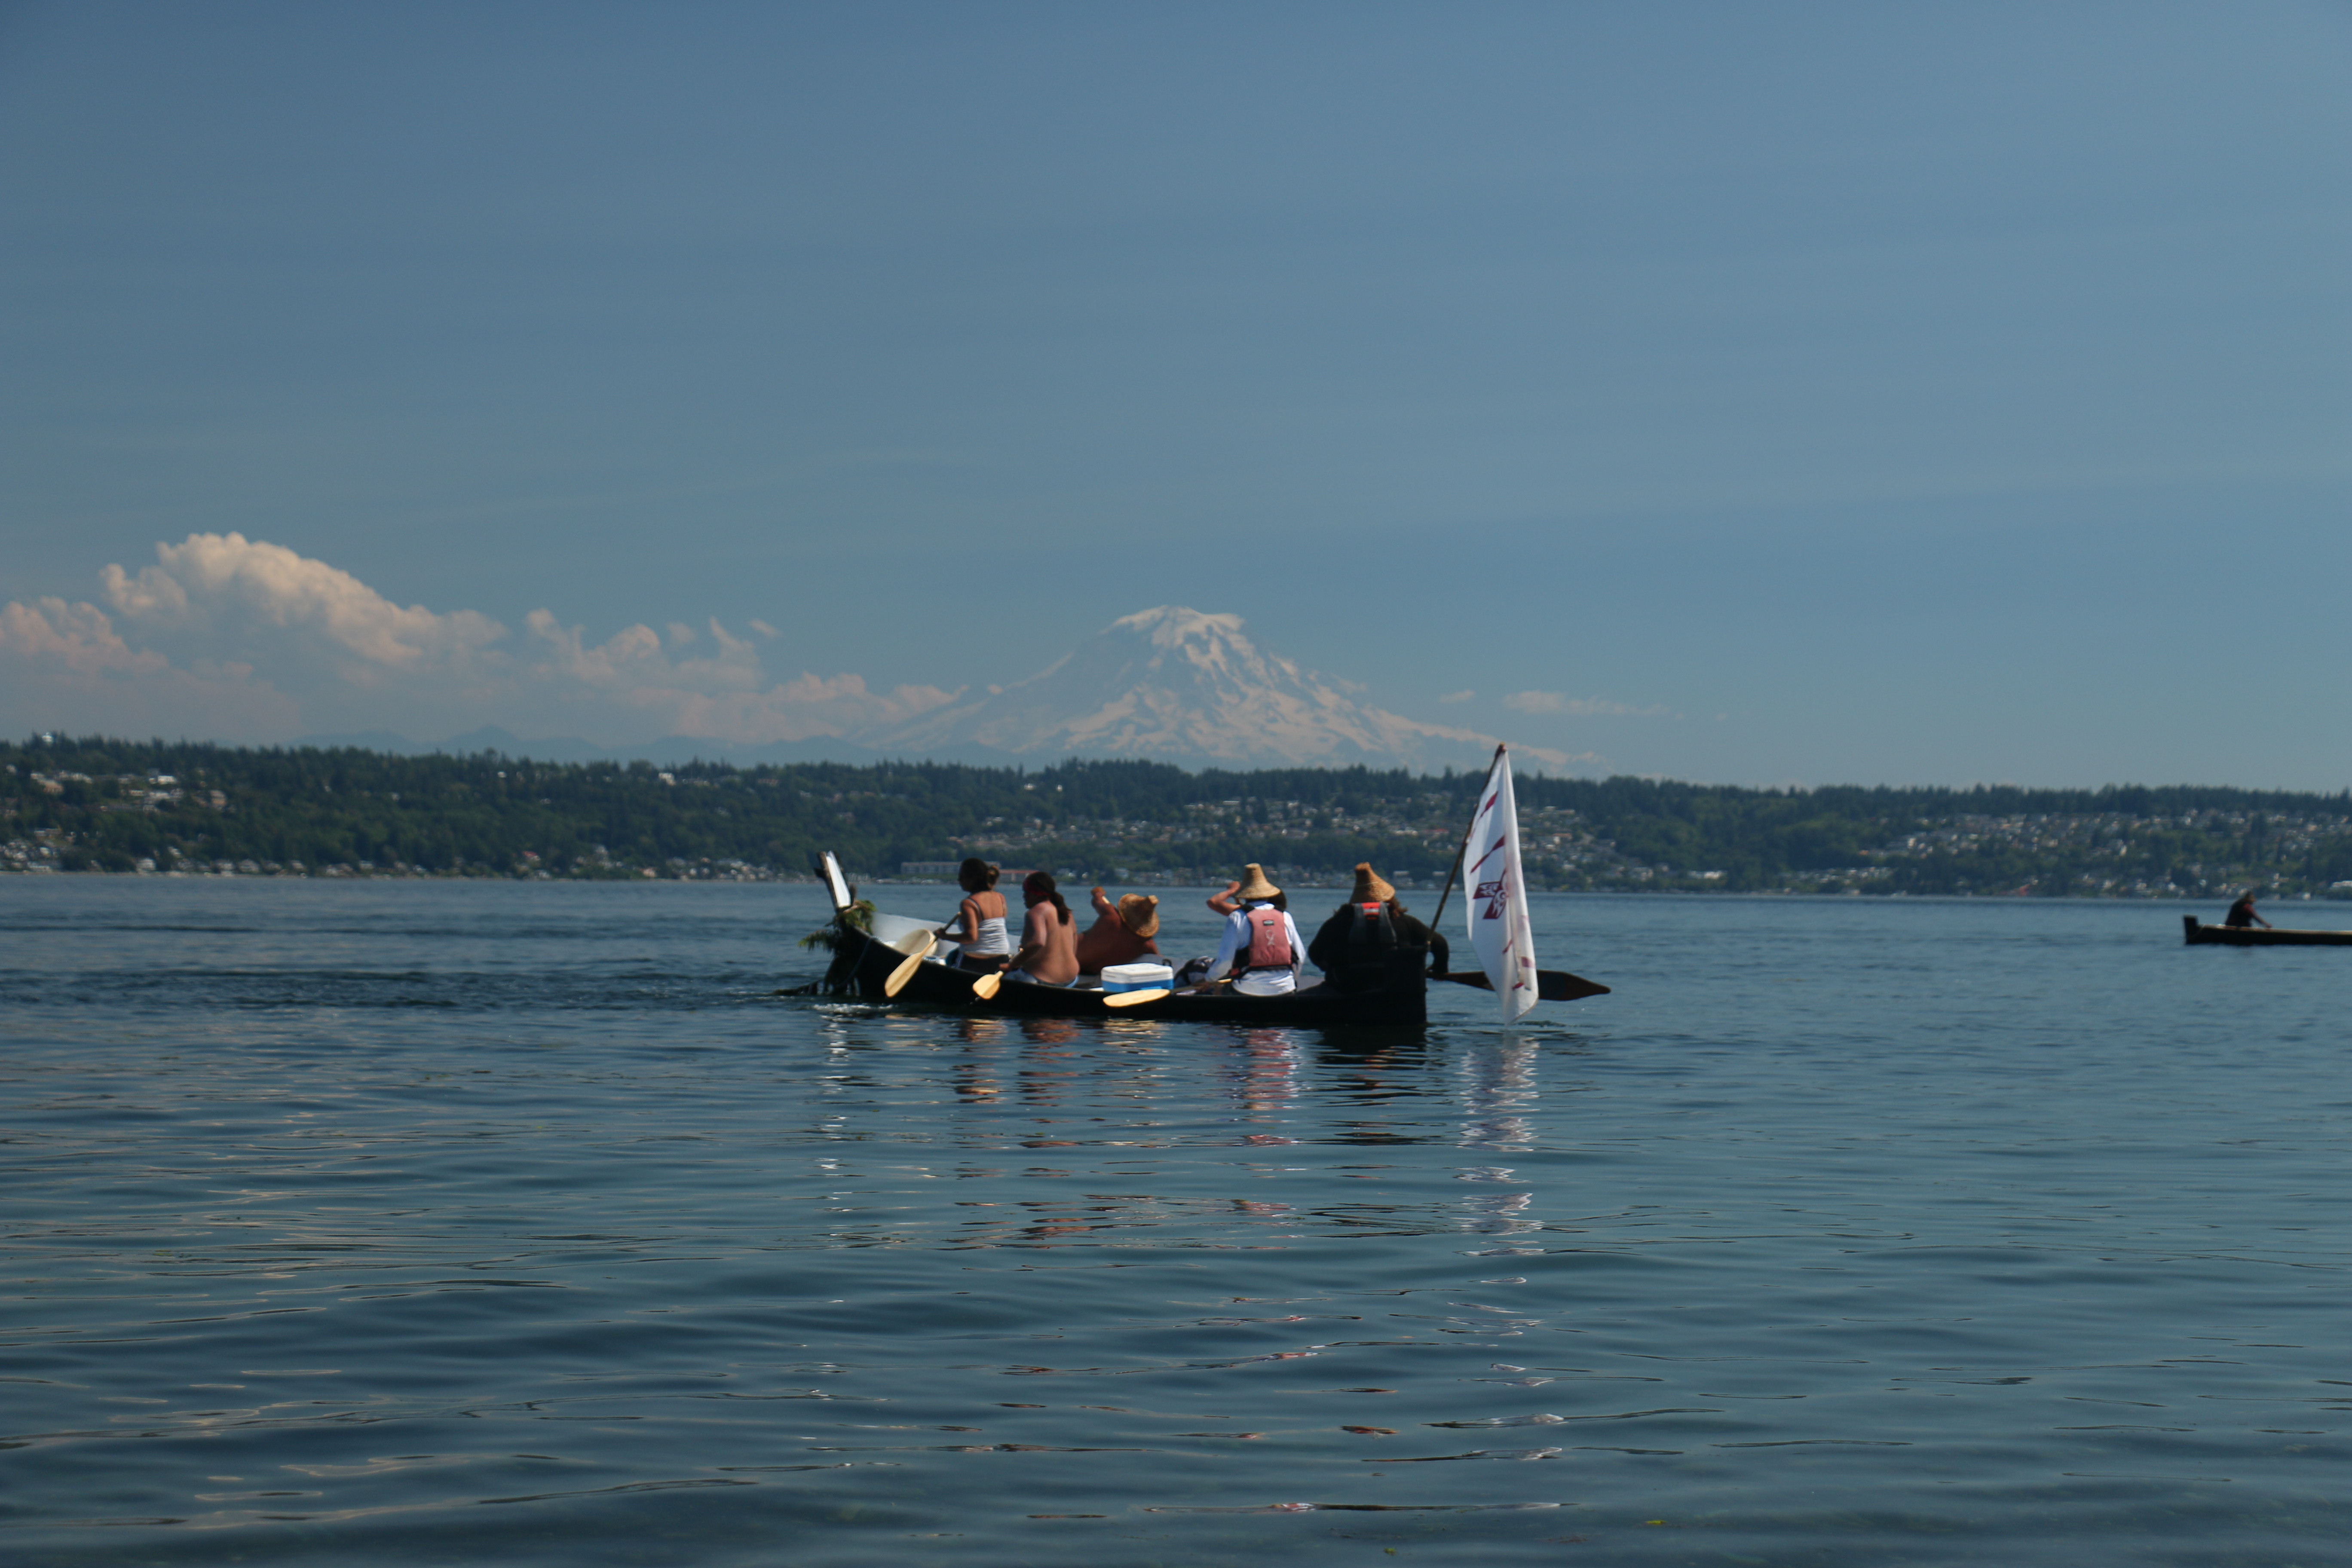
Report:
5,736,2349,899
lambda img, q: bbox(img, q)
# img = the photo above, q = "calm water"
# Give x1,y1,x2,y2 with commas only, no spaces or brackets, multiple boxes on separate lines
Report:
2,880,2345,1567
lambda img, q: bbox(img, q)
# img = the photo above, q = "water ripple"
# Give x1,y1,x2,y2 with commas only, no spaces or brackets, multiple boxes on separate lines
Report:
0,881,2346,1565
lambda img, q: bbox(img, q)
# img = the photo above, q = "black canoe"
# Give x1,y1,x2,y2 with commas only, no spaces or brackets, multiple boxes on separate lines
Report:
840,923,1436,1026
2183,916,2352,947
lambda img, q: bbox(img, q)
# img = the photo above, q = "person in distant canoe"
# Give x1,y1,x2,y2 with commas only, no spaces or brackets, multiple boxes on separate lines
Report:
1204,864,1305,996
938,858,1014,971
1004,872,1081,986
1308,863,1450,990
2224,890,2273,930
1075,888,1161,975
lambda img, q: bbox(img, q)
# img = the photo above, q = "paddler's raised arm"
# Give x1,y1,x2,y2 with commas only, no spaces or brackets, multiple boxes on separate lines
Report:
940,894,979,942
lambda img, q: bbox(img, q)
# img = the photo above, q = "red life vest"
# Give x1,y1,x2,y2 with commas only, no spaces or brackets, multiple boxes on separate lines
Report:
1241,906,1292,971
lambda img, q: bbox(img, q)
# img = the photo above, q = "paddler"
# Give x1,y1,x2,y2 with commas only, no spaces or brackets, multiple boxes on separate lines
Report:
1204,864,1305,996
1003,871,1081,987
1308,863,1449,991
1076,888,1161,975
937,858,1014,971
2223,889,2272,929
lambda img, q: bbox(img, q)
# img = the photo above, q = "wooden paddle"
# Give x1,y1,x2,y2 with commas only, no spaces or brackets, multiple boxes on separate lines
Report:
882,931,936,998
970,966,1005,1001
1435,968,1611,1003
1102,988,1170,1008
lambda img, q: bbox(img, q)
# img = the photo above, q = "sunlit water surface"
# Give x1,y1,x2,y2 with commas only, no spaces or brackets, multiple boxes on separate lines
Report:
1,880,2345,1566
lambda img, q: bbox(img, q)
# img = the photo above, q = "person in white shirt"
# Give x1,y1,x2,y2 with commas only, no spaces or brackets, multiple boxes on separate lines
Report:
938,858,1013,971
1205,864,1305,997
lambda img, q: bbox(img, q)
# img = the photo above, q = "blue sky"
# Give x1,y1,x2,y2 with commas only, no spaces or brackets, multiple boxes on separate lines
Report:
3,2,2347,787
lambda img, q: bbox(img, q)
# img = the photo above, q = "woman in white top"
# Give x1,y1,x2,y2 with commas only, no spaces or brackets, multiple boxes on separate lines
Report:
1206,863,1305,996
939,859,1012,971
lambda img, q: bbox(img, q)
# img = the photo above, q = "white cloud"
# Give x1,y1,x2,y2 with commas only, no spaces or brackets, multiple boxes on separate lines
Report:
1,597,165,677
1,533,956,748
0,594,297,738
523,610,953,742
103,532,502,668
1503,690,1672,717
1438,689,1474,703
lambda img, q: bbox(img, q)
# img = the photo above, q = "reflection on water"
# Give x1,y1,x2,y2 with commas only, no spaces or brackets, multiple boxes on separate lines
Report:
1457,1037,1540,1150
1231,1026,1305,1118
0,879,2346,1567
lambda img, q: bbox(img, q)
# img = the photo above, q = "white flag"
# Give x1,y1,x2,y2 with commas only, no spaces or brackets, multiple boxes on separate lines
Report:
1464,747,1539,1023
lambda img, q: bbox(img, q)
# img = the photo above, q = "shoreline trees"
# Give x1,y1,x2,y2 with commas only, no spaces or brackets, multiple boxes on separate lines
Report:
4,737,2346,898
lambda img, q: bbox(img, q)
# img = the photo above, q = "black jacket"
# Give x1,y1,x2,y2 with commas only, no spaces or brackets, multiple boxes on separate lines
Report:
1308,901,1449,977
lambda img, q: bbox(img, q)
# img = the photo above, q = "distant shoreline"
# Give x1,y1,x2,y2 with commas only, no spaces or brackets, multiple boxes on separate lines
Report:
6,867,2345,913
9,736,2348,901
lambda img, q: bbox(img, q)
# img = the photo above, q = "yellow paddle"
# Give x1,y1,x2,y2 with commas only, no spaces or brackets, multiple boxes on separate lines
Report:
970,966,1005,1001
1102,988,1170,1008
882,930,936,998
882,931,937,995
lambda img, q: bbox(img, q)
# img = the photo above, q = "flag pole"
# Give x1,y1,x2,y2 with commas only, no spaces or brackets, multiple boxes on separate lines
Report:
1429,744,1505,933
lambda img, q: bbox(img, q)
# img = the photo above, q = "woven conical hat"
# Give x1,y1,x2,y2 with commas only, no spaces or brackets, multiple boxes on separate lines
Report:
1117,894,1160,938
1234,863,1281,902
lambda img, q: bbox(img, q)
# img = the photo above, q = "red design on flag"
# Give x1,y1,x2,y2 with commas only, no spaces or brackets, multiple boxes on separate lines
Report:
1473,871,1510,921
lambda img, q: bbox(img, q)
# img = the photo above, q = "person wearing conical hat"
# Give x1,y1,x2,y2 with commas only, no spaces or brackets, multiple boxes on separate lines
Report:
1308,863,1450,992
1205,866,1291,918
1205,864,1305,996
1076,886,1162,975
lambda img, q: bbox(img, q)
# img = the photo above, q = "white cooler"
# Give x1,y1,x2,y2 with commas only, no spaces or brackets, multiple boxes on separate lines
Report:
1101,962,1176,995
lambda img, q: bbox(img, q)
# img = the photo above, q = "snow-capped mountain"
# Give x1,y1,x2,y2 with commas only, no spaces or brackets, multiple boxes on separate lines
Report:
873,606,1559,771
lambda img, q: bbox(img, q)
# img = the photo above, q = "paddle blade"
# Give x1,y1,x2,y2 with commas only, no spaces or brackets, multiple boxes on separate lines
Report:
1102,988,1170,1008
883,934,934,998
1535,968,1610,1001
1436,968,1610,1002
970,969,1003,1001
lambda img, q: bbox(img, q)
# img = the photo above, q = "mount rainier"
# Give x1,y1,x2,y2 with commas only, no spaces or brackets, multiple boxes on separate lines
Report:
870,607,1568,772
